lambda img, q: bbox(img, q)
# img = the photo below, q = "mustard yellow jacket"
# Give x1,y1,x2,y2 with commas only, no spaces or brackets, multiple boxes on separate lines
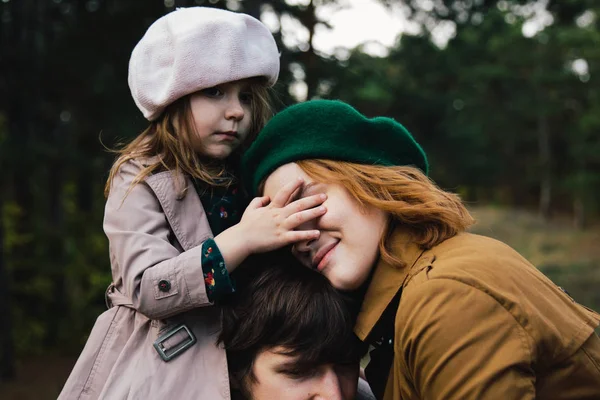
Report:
355,231,600,400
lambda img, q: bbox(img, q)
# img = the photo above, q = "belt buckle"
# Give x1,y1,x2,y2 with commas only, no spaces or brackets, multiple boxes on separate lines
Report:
153,324,196,362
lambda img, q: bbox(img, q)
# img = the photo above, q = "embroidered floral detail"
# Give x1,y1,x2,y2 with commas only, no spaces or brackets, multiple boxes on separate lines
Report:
201,239,235,301
204,270,215,287
194,176,246,234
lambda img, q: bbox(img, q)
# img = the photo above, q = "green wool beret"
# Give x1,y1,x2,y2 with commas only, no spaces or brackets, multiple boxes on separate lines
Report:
242,99,428,195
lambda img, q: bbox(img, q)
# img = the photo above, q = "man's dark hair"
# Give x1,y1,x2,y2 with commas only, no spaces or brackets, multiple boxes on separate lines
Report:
218,251,367,396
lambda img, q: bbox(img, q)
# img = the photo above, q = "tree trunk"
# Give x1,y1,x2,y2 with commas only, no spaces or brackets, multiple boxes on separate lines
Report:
538,111,551,220
298,0,319,100
573,195,585,230
0,196,16,382
45,136,66,347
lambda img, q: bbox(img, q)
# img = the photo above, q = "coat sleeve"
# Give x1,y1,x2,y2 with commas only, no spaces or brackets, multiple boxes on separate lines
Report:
103,161,211,320
396,279,536,400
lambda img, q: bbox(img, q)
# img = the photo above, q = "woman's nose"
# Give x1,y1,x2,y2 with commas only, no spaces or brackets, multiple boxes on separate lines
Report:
292,220,319,253
292,239,316,253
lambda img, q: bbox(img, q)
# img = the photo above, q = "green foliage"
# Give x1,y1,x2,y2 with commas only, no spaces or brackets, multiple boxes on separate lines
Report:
3,204,32,252
3,192,110,355
329,3,600,215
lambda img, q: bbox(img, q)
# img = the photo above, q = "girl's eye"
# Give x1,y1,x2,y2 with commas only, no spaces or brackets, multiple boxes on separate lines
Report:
201,87,222,97
239,91,253,105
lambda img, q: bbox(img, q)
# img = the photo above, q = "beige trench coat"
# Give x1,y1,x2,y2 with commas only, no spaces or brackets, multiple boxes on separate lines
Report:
59,158,231,400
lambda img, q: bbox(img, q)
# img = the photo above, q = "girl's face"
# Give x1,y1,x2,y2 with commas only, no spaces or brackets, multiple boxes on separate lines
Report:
189,80,253,159
263,163,387,291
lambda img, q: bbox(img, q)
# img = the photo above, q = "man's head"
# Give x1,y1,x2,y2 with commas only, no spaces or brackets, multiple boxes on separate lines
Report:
218,253,367,399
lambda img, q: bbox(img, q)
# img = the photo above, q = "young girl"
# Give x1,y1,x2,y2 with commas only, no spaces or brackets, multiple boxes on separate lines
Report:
59,8,326,400
243,99,600,400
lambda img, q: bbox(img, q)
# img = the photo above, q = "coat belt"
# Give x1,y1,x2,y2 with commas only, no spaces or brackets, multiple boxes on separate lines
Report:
105,283,134,308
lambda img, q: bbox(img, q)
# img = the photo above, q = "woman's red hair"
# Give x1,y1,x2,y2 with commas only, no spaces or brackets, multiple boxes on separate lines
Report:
296,160,475,268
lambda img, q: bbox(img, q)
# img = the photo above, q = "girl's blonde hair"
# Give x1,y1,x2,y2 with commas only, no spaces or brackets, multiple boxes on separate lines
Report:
295,160,475,268
105,79,273,197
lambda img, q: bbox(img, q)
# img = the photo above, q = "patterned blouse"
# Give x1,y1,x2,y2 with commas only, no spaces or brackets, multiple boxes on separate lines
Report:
193,175,248,302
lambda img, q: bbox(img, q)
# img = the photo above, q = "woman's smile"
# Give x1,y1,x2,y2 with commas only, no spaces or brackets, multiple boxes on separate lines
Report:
313,240,339,271
263,162,387,290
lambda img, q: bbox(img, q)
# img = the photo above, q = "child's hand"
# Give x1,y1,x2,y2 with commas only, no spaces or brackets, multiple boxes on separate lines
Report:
239,177,326,254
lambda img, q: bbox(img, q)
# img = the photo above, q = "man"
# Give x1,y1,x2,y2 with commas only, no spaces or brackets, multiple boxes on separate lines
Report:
218,253,373,400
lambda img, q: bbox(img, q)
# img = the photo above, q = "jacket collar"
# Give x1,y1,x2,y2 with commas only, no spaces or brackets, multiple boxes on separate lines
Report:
145,169,213,251
354,228,427,341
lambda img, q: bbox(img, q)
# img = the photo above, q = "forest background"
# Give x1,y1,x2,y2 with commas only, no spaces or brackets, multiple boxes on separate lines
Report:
1,0,600,398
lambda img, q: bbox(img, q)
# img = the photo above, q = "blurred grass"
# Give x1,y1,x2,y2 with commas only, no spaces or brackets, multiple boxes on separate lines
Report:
468,205,600,312
1,354,75,400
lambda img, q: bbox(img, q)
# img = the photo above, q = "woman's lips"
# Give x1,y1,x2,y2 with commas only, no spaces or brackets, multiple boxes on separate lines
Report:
313,241,339,272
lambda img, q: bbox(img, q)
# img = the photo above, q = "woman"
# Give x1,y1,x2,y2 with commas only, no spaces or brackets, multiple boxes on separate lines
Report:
242,99,600,400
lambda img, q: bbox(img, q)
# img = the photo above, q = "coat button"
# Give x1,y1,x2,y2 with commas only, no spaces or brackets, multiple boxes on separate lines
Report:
158,279,171,292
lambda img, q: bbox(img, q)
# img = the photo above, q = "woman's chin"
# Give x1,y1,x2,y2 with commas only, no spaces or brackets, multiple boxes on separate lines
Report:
326,270,363,291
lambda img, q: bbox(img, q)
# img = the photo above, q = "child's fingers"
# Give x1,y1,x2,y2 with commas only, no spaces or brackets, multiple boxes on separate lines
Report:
269,177,304,208
247,196,270,209
285,206,327,229
283,193,327,217
283,229,320,244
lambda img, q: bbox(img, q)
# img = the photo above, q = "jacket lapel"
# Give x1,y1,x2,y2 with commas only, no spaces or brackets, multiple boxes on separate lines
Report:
354,230,425,341
145,171,213,251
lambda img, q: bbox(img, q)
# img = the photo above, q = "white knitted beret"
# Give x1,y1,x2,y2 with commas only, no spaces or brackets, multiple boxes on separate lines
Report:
128,7,280,121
